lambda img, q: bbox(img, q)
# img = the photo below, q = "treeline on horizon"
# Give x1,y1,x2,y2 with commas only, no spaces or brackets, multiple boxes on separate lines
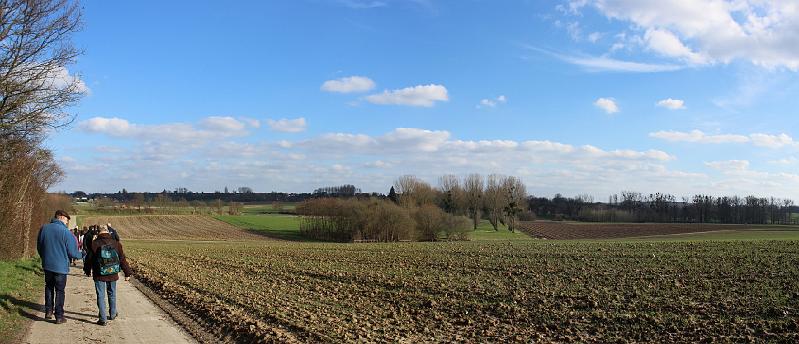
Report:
71,182,798,226
76,183,798,226
532,192,796,225
69,183,379,204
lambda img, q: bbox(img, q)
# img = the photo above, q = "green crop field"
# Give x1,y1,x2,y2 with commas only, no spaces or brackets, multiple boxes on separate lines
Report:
126,239,799,342
241,203,298,215
467,220,534,241
215,214,304,241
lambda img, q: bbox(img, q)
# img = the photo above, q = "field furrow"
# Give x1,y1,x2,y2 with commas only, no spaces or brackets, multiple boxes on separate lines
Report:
126,240,799,343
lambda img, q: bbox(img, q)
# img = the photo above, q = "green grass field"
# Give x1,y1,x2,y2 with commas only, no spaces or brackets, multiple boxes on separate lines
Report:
0,258,42,342
241,203,298,215
468,220,533,241
215,214,305,241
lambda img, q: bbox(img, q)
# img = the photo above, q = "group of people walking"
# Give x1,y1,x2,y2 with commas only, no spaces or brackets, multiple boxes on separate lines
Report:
36,210,133,326
69,223,121,266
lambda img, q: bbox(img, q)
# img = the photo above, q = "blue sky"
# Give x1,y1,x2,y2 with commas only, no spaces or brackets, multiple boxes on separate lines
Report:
49,0,799,199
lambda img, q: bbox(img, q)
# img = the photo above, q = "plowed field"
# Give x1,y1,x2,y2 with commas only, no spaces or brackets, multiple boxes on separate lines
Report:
126,240,799,343
519,221,751,240
81,215,266,241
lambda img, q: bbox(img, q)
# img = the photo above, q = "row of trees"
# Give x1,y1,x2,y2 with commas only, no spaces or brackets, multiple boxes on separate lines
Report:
313,184,362,197
296,198,470,242
529,192,796,224
1,0,83,258
296,174,530,242
86,196,246,216
75,189,375,204
392,174,528,232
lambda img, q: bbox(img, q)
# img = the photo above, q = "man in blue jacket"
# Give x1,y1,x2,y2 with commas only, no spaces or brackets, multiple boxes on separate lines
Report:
37,210,82,324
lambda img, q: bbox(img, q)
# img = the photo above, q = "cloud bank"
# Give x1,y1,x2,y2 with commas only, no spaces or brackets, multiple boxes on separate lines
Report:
365,84,449,107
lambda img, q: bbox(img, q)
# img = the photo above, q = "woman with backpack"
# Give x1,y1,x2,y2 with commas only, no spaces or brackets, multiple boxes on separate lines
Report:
83,225,132,326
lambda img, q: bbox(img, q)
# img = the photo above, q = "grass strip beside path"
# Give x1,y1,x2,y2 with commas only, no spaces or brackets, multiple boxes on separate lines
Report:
0,258,42,344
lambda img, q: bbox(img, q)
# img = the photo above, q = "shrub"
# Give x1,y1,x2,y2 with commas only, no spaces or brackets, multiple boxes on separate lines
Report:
413,204,445,241
297,198,466,242
441,214,470,241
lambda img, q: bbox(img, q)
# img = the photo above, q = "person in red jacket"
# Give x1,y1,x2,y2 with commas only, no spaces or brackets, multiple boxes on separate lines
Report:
83,225,132,326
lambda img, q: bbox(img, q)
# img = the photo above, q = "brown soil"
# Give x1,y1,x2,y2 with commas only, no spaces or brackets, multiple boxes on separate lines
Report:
80,215,267,241
518,220,750,239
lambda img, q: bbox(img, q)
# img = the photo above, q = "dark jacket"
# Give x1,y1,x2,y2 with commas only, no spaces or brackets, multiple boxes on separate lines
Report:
37,218,82,274
82,227,120,253
82,228,94,252
107,225,121,241
83,233,132,282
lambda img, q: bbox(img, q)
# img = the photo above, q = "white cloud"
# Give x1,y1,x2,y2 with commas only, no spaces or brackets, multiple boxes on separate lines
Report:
48,66,90,94
750,133,795,149
587,32,603,43
769,157,798,165
594,97,619,113
62,121,799,199
656,98,686,110
300,128,673,165
365,84,448,107
13,65,90,95
303,128,450,154
364,160,392,169
650,130,797,149
267,117,307,133
321,76,376,93
650,130,749,144
705,160,750,171
80,117,133,137
570,0,799,70
478,95,507,108
239,117,261,128
644,29,709,65
565,21,582,41
565,55,682,72
530,46,683,72
79,116,252,143
201,116,247,133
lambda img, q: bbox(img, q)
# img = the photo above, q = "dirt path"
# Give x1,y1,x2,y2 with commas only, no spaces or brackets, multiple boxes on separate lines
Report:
24,265,196,344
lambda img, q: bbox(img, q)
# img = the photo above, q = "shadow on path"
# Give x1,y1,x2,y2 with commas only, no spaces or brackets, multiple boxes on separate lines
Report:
1,293,95,322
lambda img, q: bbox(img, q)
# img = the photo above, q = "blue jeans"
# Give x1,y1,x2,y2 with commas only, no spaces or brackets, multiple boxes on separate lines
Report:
44,270,67,319
93,280,117,322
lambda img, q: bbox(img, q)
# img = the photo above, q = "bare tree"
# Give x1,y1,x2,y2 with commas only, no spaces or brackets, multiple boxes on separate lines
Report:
437,174,463,214
501,176,526,232
132,193,145,211
462,173,483,230
394,175,436,208
0,0,84,141
0,0,83,259
483,174,505,231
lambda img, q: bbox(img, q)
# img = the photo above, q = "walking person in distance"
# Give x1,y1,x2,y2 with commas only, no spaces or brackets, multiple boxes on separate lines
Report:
84,225,133,326
36,210,82,324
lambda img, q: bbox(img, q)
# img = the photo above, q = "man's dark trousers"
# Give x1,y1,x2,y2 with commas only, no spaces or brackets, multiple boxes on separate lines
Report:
44,270,67,319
